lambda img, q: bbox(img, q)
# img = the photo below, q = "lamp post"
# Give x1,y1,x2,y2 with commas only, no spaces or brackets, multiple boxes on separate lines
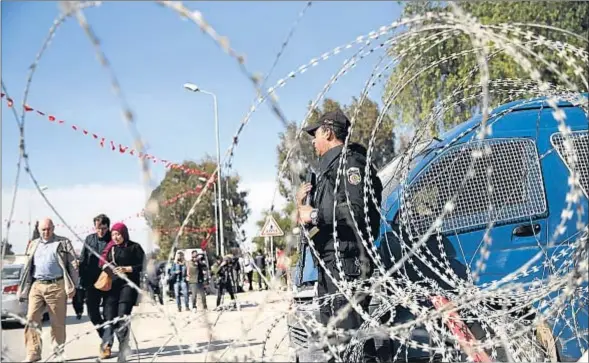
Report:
184,83,225,256
199,177,220,256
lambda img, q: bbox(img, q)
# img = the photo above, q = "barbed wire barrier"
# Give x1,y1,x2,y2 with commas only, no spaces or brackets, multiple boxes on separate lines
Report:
2,1,588,362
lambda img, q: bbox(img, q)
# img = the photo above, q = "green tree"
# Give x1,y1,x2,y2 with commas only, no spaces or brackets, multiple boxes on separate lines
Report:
251,202,296,254
276,96,395,202
385,1,588,133
145,157,250,260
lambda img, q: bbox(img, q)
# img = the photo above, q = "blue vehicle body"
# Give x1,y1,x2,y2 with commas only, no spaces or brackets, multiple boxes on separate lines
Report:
291,94,589,361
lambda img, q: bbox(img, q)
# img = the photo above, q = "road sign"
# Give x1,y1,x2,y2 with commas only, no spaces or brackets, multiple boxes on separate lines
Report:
259,215,284,237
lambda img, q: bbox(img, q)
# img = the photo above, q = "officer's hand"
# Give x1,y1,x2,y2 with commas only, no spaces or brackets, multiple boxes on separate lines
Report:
296,183,313,207
298,205,313,224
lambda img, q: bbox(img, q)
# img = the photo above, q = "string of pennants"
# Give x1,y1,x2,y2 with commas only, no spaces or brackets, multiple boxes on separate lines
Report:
160,186,205,207
5,183,213,235
152,226,217,235
0,93,209,177
3,219,215,233
200,231,214,250
1,96,219,243
2,219,88,229
5,218,216,237
115,185,212,225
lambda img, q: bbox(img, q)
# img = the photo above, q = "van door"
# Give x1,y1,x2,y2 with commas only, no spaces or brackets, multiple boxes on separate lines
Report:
402,135,549,285
545,128,589,361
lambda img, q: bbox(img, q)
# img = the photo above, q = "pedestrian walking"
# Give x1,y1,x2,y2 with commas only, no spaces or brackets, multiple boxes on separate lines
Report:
99,222,145,361
78,214,112,354
17,218,79,362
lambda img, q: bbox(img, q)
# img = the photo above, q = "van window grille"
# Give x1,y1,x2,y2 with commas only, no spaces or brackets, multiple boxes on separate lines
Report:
551,131,589,198
404,139,547,236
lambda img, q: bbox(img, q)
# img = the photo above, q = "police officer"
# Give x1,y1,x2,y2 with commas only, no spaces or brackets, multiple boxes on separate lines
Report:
297,110,382,362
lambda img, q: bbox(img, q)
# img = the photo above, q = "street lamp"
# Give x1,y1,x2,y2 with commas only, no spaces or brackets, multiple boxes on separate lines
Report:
199,177,220,256
29,185,48,237
184,82,225,256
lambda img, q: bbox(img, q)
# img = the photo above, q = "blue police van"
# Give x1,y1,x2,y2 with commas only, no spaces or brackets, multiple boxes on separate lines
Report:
289,93,588,362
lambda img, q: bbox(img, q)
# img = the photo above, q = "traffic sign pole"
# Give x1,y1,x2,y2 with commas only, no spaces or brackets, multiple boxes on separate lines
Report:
270,236,274,275
259,215,283,279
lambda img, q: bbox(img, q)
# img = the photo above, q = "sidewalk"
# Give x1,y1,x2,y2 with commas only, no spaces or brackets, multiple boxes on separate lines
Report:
35,289,291,362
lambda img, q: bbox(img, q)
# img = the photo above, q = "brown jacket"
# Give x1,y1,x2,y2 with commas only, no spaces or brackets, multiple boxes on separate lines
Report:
17,235,79,300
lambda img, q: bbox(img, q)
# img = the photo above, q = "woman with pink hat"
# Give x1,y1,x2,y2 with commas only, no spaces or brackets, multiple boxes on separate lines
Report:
98,222,145,361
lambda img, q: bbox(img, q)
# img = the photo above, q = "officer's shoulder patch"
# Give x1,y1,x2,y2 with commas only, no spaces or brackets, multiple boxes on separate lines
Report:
346,167,362,185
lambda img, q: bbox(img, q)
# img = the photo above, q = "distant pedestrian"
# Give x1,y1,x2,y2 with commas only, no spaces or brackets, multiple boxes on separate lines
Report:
187,250,208,312
18,218,79,362
242,255,254,291
31,221,40,240
231,255,243,293
100,222,145,361
78,214,112,355
215,256,236,308
211,256,222,288
254,251,268,290
171,251,189,312
146,261,164,305
25,221,40,253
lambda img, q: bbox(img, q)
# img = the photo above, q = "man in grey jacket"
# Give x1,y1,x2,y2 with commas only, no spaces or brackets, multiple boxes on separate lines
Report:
18,218,79,362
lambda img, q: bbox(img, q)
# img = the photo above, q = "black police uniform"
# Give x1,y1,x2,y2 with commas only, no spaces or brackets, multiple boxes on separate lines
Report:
303,111,383,361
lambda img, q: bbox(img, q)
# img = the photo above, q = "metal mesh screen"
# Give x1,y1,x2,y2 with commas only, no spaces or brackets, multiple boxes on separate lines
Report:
404,138,547,236
551,131,589,198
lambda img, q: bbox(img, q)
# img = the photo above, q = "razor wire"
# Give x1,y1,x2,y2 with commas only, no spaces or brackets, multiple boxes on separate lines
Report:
1,2,588,363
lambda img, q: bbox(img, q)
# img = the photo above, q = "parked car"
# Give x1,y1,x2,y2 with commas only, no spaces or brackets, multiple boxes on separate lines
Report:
288,94,589,362
2,264,49,327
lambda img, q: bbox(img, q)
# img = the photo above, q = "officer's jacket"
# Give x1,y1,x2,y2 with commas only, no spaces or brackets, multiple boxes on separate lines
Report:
311,143,383,264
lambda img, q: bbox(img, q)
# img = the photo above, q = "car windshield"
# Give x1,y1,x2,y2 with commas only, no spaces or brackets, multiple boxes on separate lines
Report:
2,267,22,280
377,139,437,199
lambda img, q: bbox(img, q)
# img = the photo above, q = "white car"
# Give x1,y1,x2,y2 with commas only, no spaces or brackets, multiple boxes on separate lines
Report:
2,264,48,326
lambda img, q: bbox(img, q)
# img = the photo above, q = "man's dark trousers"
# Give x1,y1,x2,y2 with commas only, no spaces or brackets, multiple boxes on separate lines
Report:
72,288,86,316
86,286,109,341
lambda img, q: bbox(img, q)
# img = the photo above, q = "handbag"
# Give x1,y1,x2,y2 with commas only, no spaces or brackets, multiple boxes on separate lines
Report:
94,248,116,292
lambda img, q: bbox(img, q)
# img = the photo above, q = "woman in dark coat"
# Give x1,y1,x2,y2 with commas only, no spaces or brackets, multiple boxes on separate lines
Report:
98,222,145,361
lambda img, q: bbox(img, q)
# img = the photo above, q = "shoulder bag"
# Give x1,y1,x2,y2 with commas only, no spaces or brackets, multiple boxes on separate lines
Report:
94,248,116,292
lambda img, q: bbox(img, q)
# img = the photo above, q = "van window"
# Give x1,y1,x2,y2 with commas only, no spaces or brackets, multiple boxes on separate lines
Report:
551,131,588,197
404,138,547,236
377,140,434,204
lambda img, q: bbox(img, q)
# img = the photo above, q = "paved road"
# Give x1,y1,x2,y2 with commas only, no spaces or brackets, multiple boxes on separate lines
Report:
2,320,27,362
2,290,291,362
